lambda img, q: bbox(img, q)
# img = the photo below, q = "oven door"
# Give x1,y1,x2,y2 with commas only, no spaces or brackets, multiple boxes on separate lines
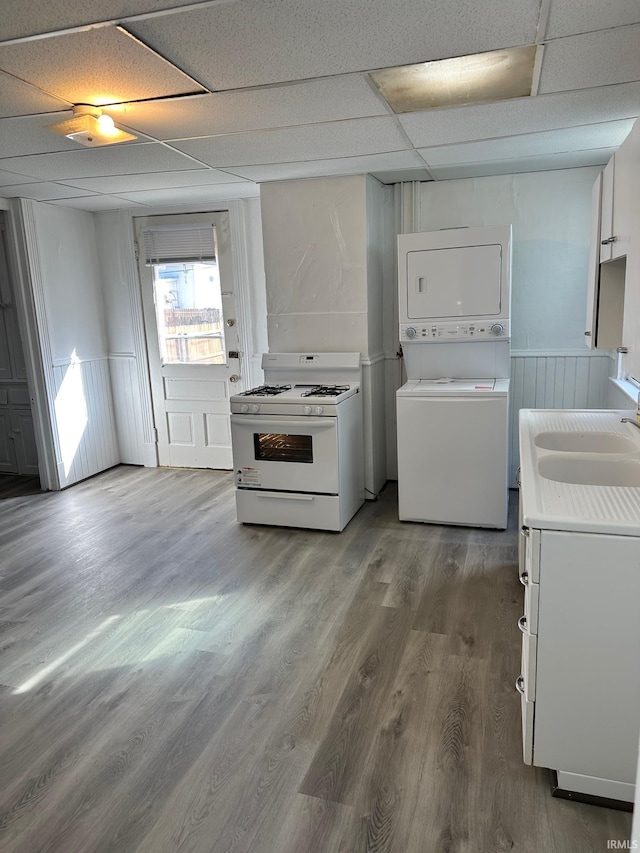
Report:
230,415,339,494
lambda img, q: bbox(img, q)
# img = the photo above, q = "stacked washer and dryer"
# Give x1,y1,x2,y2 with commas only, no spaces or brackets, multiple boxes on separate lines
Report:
396,225,512,529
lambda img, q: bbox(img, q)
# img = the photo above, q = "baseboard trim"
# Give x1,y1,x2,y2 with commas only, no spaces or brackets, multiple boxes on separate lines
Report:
550,770,634,812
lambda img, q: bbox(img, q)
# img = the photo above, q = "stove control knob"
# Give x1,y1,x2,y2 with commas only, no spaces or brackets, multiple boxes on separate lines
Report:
405,326,417,339
315,406,324,415
241,403,249,413
251,404,260,413
490,323,504,336
303,405,312,415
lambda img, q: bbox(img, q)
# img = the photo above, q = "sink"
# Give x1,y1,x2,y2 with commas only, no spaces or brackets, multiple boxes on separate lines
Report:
538,456,640,487
534,431,638,453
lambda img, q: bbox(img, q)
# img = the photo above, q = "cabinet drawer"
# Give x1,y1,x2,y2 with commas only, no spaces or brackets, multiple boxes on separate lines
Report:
519,615,537,702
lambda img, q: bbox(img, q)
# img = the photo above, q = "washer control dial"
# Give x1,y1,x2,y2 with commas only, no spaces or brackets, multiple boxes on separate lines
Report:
405,327,417,339
251,404,260,413
303,405,312,415
490,323,505,337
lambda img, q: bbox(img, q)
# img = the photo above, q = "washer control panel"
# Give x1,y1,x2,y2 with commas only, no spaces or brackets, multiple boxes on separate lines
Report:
401,320,509,342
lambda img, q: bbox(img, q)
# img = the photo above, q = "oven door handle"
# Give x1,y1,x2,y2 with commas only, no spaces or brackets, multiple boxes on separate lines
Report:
231,416,335,430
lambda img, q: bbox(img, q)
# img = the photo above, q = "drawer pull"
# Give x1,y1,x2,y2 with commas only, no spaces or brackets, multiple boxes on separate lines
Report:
518,615,527,634
519,570,529,587
515,675,525,695
601,236,618,245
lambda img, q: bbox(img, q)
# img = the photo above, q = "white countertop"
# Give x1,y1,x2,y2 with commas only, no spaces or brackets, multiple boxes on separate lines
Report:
519,409,640,535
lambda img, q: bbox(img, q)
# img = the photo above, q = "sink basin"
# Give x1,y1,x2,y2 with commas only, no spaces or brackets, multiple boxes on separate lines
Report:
538,456,640,486
534,431,638,453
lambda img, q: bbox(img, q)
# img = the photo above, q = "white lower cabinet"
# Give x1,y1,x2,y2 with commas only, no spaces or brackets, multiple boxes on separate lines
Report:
518,526,640,803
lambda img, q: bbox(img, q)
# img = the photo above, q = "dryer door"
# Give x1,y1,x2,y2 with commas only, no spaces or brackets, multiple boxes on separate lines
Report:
406,243,502,320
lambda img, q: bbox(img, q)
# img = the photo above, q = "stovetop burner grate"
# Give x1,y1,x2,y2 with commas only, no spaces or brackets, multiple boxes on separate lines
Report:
300,384,350,397
240,384,292,397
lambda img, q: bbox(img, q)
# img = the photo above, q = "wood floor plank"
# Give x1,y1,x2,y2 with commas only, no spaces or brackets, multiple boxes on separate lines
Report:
0,469,632,852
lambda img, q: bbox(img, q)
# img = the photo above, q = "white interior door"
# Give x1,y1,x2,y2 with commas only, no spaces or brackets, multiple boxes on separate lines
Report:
137,213,240,469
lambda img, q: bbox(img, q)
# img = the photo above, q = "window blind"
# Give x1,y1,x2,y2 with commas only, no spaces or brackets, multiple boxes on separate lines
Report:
143,224,216,264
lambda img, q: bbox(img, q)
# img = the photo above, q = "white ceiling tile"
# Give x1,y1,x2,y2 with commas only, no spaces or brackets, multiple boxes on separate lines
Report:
0,143,206,181
118,76,388,140
0,1,199,41
50,194,147,211
417,119,635,167
0,70,71,118
0,111,151,158
0,182,96,200
130,0,540,91
0,168,38,187
539,25,640,93
0,26,203,106
228,150,429,182
62,169,244,194
427,149,615,180
545,1,640,39
170,117,410,167
114,182,259,205
399,83,640,148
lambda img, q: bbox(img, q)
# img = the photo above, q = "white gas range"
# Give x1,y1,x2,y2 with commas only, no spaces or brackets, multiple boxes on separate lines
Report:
230,353,364,532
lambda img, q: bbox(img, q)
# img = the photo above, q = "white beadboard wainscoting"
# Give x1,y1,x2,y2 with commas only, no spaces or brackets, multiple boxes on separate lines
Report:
108,354,157,467
509,350,612,486
51,356,119,488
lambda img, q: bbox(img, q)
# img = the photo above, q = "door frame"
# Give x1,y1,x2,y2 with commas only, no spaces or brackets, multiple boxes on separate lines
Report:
135,210,238,468
132,204,259,467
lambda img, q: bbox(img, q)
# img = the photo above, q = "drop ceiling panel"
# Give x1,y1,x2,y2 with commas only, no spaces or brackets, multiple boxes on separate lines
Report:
545,1,640,39
228,150,430,182
0,143,205,181
115,181,259,205
0,0,200,41
0,70,71,118
52,195,146,211
427,149,615,180
0,111,148,158
171,117,410,167
539,25,640,93
119,76,388,140
0,27,204,106
417,120,636,168
63,169,244,194
399,83,640,148
0,182,96,200
0,169,38,187
129,0,540,91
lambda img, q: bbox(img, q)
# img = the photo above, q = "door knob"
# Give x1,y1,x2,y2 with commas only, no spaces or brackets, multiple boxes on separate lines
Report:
229,374,240,383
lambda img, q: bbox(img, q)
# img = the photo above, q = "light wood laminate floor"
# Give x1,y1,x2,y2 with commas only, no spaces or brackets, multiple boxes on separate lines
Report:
0,467,632,852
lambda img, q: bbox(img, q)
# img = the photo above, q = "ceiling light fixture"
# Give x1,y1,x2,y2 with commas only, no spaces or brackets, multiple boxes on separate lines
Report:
369,44,539,114
46,105,137,147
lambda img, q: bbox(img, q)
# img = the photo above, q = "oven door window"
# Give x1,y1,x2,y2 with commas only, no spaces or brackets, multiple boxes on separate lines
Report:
254,432,313,463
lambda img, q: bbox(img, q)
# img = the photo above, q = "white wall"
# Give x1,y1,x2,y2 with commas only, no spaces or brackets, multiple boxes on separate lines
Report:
262,175,369,353
261,175,391,495
417,167,601,351
12,199,119,488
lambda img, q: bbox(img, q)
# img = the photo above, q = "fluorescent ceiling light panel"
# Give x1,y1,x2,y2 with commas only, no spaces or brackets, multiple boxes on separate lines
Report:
369,45,538,113
47,105,137,147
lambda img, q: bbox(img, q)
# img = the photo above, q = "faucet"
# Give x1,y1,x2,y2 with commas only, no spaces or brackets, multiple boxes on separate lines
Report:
620,418,640,431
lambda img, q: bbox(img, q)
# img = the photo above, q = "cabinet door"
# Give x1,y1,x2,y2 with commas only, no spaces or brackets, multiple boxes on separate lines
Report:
611,123,640,260
534,530,640,784
584,172,602,348
599,159,614,263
